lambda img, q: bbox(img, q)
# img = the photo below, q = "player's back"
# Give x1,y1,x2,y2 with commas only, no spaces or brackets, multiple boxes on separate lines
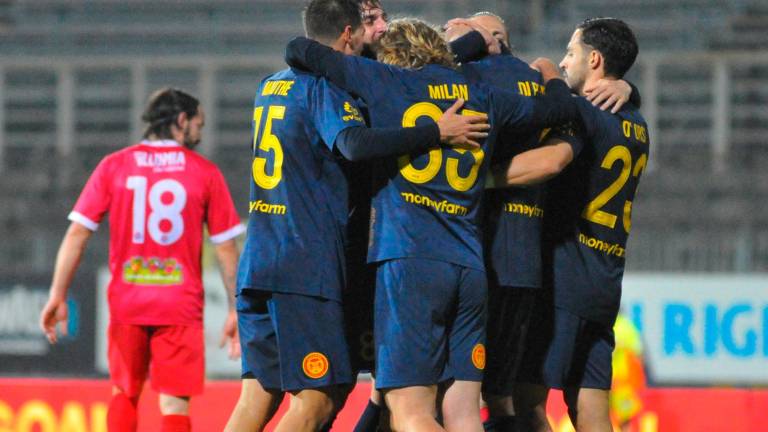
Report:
544,98,650,325
73,140,240,326
463,54,547,288
237,68,365,301
352,60,516,270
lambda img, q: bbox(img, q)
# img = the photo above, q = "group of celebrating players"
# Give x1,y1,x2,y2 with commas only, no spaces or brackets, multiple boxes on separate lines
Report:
39,0,648,431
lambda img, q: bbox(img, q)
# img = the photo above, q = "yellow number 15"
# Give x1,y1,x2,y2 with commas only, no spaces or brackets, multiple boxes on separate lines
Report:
398,102,486,192
252,105,285,190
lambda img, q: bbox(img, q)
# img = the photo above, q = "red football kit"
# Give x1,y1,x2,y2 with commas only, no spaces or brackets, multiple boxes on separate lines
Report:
70,139,244,396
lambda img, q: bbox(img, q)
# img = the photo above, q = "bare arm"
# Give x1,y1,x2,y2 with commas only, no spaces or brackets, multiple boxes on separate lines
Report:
214,238,241,359
40,222,93,343
497,138,575,186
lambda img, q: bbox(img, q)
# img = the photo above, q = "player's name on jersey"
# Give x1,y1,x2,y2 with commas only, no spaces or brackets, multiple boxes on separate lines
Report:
400,192,468,216
428,83,469,101
249,200,287,215
517,80,545,97
504,201,544,218
261,80,295,97
622,120,648,144
133,151,186,172
578,232,626,258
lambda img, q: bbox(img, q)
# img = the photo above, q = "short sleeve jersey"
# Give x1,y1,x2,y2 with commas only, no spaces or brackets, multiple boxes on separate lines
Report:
70,140,245,327
236,68,366,301
544,98,650,325
327,55,547,271
462,54,547,288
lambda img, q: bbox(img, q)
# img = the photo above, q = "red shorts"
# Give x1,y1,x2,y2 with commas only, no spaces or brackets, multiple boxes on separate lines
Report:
108,323,204,397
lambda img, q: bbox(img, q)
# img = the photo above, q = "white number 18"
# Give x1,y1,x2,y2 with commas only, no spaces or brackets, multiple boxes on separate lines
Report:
126,176,187,245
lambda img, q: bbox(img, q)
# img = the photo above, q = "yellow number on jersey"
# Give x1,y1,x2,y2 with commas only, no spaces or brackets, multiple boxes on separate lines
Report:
398,102,486,191
252,105,286,190
582,145,647,233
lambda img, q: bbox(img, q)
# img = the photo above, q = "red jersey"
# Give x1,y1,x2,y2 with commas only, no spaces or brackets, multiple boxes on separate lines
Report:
69,139,245,326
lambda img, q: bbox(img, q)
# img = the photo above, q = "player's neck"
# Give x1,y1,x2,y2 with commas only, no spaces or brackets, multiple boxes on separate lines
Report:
580,72,606,97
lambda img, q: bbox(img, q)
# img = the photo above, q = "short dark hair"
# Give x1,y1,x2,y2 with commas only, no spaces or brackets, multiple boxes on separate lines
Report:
142,88,199,139
577,17,638,78
303,0,362,42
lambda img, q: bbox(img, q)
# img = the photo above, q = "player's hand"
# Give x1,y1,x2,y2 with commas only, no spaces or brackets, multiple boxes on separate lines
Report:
220,310,241,359
40,297,68,344
584,79,631,113
443,21,473,42
445,18,501,55
530,57,562,83
438,98,490,149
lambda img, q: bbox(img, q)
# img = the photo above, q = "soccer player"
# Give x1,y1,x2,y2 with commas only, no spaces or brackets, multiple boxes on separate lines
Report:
359,0,387,57
286,18,583,431
39,88,245,432
502,18,648,432
226,2,489,432
444,13,639,432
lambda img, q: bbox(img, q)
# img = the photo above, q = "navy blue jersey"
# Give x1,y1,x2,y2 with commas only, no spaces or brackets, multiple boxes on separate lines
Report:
322,55,571,270
237,68,366,301
463,54,547,288
544,97,650,325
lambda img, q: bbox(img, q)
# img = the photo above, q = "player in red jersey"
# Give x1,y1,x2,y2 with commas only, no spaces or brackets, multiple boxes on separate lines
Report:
39,88,245,432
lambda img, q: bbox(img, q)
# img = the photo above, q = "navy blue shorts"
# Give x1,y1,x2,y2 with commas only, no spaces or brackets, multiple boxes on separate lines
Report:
237,290,354,391
517,301,614,390
482,285,537,396
374,258,487,389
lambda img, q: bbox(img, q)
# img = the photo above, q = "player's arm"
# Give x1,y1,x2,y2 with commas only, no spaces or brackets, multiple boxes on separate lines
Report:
40,222,93,344
285,36,386,102
584,79,641,113
494,123,584,187
446,28,490,63
214,238,241,359
496,139,575,186
530,57,641,113
335,99,489,161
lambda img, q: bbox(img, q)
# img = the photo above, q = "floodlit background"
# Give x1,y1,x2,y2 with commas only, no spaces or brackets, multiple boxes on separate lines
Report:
0,0,766,430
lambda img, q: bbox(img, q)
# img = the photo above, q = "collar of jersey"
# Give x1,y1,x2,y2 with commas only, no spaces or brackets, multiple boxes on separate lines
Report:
140,139,181,147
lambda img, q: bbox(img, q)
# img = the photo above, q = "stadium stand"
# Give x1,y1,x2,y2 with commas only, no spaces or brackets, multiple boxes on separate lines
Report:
1,0,767,277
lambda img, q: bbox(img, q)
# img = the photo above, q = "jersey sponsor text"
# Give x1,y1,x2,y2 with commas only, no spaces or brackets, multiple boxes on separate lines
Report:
400,192,468,216
249,200,287,215
578,232,626,258
504,201,544,218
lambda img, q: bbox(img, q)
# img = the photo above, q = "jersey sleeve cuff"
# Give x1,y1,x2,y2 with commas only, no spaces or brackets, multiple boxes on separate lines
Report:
209,223,246,244
68,211,100,231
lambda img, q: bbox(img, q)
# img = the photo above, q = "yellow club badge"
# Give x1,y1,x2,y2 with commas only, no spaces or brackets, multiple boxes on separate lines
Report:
302,352,330,379
472,344,486,370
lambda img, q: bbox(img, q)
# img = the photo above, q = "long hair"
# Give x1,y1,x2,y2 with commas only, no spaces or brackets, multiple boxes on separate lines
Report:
142,88,199,139
376,18,455,69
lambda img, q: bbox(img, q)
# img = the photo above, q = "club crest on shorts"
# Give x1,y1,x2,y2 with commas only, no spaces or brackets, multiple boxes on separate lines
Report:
302,352,330,379
472,343,486,370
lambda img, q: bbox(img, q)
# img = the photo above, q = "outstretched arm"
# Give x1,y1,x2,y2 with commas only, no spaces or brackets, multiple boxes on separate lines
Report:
40,222,93,344
286,37,370,100
214,238,241,359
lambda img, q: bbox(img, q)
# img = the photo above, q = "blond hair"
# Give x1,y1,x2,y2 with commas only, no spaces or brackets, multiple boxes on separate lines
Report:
376,18,455,69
